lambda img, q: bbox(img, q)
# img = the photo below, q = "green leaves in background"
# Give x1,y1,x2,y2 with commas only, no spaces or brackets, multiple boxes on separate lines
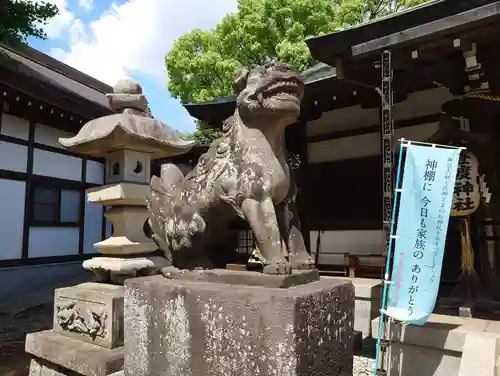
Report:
0,0,59,45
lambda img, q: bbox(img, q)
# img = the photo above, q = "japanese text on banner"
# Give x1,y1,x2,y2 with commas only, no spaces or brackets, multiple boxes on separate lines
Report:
387,144,460,325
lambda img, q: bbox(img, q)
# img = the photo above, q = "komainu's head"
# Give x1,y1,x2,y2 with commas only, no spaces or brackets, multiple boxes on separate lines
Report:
234,63,304,125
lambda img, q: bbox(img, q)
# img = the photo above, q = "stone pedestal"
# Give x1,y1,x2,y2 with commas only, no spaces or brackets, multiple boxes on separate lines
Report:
372,314,500,376
123,270,354,376
26,330,124,376
26,283,126,376
327,276,382,338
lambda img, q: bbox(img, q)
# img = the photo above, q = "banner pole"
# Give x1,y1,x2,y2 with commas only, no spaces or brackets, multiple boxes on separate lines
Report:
374,139,406,376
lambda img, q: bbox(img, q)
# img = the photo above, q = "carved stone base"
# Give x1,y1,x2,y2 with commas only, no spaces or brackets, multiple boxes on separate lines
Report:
123,273,354,376
54,283,124,349
30,358,79,376
83,255,171,284
26,330,123,376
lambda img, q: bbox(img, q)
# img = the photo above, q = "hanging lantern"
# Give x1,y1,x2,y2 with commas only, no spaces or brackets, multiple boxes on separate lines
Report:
451,151,480,216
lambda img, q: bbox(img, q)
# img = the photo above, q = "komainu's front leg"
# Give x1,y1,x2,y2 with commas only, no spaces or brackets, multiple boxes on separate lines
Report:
275,201,315,270
241,197,291,275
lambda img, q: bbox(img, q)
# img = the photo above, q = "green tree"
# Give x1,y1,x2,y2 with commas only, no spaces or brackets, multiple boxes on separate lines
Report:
0,0,59,45
167,0,430,148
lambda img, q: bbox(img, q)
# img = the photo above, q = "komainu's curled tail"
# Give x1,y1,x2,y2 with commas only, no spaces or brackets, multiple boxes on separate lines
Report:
146,163,206,257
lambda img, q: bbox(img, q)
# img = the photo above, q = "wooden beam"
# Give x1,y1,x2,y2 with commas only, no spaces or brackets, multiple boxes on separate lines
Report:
341,59,467,94
351,2,500,58
3,87,90,134
307,113,441,144
0,68,109,121
21,120,35,259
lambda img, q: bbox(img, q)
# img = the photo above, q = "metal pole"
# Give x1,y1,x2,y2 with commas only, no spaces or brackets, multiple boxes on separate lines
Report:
381,49,394,252
376,49,394,376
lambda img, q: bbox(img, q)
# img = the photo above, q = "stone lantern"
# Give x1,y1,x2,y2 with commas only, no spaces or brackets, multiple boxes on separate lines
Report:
59,78,195,283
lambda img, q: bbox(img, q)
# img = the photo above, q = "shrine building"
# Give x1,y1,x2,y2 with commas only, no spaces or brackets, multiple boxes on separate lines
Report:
0,43,110,300
177,0,500,318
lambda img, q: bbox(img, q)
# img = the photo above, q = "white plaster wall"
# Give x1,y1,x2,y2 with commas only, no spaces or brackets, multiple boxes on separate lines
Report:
34,123,75,149
32,149,82,181
307,86,453,137
28,227,79,258
309,230,385,265
84,194,103,254
308,122,439,163
392,87,452,120
0,113,30,140
0,179,26,260
0,140,27,172
86,160,104,185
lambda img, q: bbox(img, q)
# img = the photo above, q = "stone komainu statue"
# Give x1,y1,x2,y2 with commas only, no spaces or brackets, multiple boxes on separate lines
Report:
146,63,315,275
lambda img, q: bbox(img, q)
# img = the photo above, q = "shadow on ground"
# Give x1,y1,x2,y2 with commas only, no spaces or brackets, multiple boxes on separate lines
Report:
0,273,92,376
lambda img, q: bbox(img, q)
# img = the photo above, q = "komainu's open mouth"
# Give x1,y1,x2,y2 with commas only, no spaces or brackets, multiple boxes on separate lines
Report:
262,79,303,100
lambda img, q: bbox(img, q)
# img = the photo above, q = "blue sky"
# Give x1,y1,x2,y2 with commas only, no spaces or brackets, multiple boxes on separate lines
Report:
29,0,238,133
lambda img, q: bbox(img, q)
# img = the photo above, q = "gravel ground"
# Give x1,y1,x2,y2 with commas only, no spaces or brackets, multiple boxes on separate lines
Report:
0,272,90,376
354,355,376,376
353,337,377,376
0,302,54,376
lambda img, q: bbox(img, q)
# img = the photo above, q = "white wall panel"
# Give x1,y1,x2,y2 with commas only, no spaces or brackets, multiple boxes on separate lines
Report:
306,86,452,137
0,179,26,260
84,195,103,254
307,105,378,137
28,227,79,258
308,122,439,163
0,141,27,172
392,87,453,121
1,114,29,140
309,230,385,266
34,123,75,149
309,132,380,163
33,149,82,181
86,160,104,184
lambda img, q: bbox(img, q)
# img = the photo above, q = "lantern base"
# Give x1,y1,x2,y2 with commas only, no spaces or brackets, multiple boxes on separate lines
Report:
83,255,171,285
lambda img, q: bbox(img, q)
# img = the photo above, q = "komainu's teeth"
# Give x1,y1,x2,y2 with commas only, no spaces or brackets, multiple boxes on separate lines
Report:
258,92,263,104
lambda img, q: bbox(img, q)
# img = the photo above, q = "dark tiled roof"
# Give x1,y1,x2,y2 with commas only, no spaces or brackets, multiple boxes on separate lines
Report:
184,62,336,113
0,44,111,112
306,0,499,63
300,62,335,84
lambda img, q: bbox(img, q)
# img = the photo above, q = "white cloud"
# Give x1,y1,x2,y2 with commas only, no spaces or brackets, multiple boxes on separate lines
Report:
78,0,94,11
49,47,67,61
47,0,238,86
38,0,74,39
68,19,87,45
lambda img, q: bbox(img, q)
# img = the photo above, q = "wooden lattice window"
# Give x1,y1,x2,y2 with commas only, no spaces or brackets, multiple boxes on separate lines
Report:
237,230,254,254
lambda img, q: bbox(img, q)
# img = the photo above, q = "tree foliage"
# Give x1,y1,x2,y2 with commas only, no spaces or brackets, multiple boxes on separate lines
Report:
0,0,59,45
167,0,430,148
167,0,429,105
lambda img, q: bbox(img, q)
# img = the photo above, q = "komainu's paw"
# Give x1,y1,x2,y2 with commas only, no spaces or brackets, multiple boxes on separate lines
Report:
288,253,316,270
263,260,292,275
